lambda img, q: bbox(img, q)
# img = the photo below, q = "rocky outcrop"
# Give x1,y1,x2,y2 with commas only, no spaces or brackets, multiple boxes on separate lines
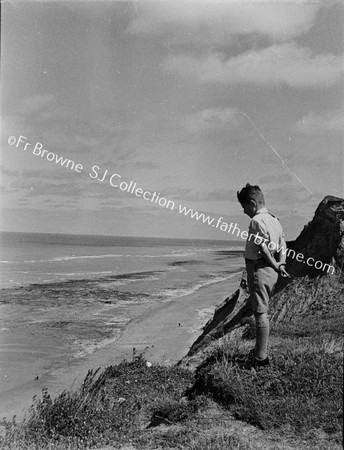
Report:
179,196,344,369
285,195,344,277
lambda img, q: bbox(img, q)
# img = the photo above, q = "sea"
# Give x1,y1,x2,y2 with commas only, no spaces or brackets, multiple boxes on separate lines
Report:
0,231,245,292
0,231,245,418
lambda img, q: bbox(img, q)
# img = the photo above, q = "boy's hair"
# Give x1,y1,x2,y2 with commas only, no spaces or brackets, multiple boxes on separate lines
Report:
237,183,265,205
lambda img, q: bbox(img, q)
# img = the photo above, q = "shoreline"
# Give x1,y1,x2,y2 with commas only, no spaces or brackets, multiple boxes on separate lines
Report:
0,271,242,421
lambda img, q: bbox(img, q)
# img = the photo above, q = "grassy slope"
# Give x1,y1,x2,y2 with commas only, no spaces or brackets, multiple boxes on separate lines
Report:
1,274,343,450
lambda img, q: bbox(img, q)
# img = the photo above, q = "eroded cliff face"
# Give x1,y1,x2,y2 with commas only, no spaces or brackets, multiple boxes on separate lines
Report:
179,196,344,369
285,195,344,277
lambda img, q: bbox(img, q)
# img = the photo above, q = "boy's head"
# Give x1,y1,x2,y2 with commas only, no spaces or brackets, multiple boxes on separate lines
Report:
237,183,265,218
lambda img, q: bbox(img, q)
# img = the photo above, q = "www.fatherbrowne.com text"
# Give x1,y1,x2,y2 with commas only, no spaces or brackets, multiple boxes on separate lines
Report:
8,135,335,274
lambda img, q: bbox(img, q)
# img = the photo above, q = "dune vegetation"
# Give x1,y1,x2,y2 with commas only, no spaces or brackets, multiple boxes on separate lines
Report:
1,271,342,450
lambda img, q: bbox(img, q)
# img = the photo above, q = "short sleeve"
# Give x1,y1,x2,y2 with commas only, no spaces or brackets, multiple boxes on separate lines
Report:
249,219,269,241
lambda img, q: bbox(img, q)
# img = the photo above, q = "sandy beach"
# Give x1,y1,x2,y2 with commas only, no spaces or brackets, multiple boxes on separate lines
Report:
0,272,241,421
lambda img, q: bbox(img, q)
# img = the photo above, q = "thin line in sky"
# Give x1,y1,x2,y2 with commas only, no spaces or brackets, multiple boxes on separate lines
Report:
237,111,313,195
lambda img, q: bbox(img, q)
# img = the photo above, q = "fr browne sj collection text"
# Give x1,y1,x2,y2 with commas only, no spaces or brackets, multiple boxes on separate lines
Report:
8,135,174,208
6,134,335,274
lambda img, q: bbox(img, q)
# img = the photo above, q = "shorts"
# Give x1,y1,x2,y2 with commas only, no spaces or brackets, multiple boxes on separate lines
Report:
245,259,278,313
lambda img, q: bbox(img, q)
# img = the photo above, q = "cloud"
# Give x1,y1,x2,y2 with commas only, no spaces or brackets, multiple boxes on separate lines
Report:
184,107,239,133
0,186,21,195
265,183,314,205
258,174,293,184
0,165,20,178
165,43,344,88
129,161,159,169
9,178,84,198
20,94,55,115
296,108,344,134
260,152,294,165
128,2,320,44
168,186,236,203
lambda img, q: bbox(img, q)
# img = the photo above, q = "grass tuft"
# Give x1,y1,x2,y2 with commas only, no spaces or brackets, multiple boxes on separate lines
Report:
0,355,195,449
1,274,342,449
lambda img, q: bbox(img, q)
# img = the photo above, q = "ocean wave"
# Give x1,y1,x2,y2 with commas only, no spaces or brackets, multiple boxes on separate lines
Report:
73,331,122,358
96,275,161,288
33,254,125,263
0,255,125,264
0,270,165,290
41,271,114,276
155,273,237,300
0,253,201,263
0,247,243,265
1,252,205,263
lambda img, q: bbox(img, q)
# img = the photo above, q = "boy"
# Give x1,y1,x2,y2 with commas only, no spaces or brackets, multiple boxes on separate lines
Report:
237,183,290,368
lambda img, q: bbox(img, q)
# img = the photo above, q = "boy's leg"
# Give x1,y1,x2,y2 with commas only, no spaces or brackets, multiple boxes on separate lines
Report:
254,312,269,360
246,260,277,362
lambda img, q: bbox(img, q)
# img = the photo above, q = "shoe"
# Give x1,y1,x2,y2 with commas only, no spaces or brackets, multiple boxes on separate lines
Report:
245,351,270,369
233,349,270,369
251,356,270,368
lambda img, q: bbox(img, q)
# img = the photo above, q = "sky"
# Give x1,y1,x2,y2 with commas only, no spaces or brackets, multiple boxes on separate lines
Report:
1,0,343,241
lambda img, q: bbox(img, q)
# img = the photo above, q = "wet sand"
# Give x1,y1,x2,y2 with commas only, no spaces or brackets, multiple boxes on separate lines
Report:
0,273,241,420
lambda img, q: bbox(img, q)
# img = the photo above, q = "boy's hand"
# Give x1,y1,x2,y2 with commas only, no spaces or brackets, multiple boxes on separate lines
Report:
278,263,292,278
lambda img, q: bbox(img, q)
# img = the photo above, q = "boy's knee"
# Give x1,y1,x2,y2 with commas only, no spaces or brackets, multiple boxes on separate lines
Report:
254,312,269,327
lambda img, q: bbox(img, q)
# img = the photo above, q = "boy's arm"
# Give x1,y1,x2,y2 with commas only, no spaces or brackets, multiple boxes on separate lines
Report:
259,239,291,278
258,242,280,271
249,220,279,270
275,237,287,264
275,236,291,278
250,220,290,277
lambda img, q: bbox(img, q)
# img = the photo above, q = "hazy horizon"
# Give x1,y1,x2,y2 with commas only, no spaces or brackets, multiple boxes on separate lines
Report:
1,1,343,241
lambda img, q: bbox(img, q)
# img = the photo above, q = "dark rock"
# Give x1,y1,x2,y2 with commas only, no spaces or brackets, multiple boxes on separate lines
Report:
179,196,344,368
285,195,344,278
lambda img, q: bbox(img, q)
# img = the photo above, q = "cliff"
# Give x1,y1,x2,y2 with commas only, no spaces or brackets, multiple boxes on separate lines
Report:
285,195,344,277
180,195,344,368
2,196,343,450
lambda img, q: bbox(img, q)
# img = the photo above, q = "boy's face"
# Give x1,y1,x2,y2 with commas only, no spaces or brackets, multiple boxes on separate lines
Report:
241,200,257,218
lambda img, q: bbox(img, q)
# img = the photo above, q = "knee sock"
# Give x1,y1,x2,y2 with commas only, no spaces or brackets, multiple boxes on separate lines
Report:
254,312,269,360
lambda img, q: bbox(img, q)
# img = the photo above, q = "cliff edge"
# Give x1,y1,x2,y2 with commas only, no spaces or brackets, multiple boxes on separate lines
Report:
285,195,344,277
180,195,344,368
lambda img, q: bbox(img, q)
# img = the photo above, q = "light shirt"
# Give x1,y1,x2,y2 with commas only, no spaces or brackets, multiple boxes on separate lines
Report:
244,207,285,260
